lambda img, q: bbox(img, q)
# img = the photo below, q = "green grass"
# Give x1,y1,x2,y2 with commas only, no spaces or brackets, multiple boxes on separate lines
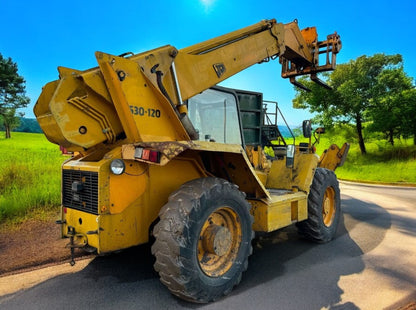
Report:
1,129,415,224
287,128,416,185
334,141,416,184
0,132,65,223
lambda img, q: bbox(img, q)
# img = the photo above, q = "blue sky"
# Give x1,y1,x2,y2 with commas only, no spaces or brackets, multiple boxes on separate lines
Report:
1,0,415,126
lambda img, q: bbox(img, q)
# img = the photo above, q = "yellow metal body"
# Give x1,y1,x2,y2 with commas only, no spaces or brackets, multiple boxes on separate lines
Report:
34,18,343,254
62,146,209,253
319,143,350,171
35,19,341,152
249,147,319,232
250,192,308,232
60,142,321,254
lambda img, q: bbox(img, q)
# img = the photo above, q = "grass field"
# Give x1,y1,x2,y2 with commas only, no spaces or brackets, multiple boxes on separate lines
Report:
0,132,65,223
0,130,415,224
289,128,416,185
334,142,416,184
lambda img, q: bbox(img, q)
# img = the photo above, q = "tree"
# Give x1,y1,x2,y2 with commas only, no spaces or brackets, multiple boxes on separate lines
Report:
400,88,416,145
293,54,403,154
0,53,30,138
368,67,416,145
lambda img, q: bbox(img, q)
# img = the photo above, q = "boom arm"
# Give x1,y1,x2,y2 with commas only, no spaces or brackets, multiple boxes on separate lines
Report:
176,19,341,98
138,19,341,102
34,19,341,150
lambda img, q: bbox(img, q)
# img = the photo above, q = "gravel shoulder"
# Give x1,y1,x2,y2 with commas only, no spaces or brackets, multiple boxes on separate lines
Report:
0,213,90,277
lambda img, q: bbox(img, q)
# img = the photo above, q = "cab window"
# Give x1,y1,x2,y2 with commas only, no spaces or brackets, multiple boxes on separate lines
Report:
188,89,242,145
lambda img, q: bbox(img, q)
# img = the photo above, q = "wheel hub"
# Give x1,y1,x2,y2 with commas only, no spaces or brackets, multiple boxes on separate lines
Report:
202,224,232,256
323,197,331,215
197,207,242,277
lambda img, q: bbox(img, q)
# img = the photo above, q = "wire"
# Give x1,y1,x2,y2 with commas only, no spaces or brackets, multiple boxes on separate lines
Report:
124,165,149,177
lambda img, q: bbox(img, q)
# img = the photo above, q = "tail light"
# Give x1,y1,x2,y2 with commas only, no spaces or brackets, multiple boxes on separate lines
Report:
134,147,160,163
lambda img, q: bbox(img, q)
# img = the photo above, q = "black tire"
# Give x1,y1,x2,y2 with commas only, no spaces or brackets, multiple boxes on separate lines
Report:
151,177,254,303
297,168,341,243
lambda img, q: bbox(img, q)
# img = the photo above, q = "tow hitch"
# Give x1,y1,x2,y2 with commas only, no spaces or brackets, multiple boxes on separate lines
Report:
66,226,88,266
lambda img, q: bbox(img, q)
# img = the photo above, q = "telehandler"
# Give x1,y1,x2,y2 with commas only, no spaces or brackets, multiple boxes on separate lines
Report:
34,18,348,303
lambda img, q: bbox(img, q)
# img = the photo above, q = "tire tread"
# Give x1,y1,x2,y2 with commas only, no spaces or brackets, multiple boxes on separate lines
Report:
151,177,253,303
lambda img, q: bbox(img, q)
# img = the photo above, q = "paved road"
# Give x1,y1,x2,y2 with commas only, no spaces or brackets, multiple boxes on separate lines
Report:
1,182,416,310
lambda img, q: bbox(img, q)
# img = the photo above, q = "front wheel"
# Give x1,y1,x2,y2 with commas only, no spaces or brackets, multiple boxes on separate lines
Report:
151,177,254,303
297,168,341,243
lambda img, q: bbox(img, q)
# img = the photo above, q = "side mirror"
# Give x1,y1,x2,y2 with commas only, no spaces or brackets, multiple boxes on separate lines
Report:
302,120,312,138
286,144,295,168
313,127,325,146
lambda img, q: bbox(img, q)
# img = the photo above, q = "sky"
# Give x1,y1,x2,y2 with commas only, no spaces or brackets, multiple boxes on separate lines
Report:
1,0,415,126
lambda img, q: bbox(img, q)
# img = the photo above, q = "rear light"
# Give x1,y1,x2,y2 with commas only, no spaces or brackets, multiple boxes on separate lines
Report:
134,147,160,163
142,149,150,160
149,150,160,163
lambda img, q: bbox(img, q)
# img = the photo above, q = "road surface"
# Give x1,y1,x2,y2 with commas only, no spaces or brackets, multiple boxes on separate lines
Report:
1,181,415,309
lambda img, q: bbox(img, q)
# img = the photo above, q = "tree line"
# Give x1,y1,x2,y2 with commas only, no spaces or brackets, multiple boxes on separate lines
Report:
293,54,416,154
0,117,42,133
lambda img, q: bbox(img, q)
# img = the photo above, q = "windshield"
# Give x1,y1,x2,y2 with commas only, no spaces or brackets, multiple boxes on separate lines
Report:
188,89,242,145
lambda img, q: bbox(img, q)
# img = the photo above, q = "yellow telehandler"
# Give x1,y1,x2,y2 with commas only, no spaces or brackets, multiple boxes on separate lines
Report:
34,18,348,303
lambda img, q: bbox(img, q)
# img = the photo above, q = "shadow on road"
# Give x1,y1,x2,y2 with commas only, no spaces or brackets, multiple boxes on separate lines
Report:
211,194,392,309
0,195,393,310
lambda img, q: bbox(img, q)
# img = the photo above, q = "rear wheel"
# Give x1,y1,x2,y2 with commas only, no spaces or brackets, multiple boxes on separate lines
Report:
297,168,341,243
151,177,254,303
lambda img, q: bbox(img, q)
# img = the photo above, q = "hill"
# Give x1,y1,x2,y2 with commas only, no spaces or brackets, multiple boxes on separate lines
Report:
278,125,294,138
0,117,42,134
14,117,42,133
